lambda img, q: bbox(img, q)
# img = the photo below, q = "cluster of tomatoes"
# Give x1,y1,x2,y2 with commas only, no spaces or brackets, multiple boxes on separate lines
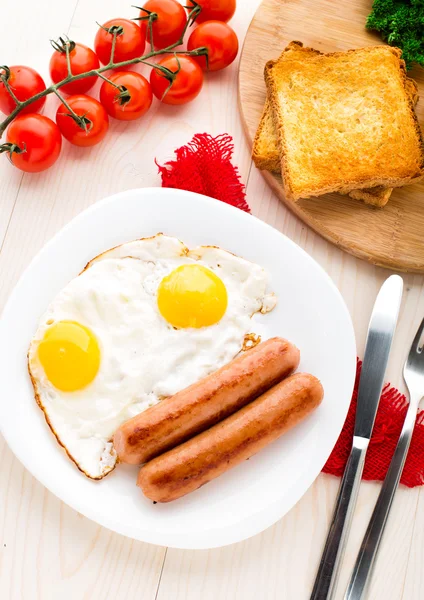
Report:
0,0,237,173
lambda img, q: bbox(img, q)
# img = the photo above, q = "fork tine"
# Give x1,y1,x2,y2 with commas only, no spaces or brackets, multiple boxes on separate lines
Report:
410,317,424,354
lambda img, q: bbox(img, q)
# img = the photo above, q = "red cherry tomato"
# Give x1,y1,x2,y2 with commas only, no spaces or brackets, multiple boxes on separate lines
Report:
150,55,203,105
94,19,146,66
3,114,61,172
0,66,46,116
188,21,238,71
100,71,152,121
186,0,236,23
49,41,100,95
141,0,187,49
56,95,109,147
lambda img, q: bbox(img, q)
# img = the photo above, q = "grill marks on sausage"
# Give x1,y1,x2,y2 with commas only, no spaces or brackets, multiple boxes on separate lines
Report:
137,373,324,502
114,338,300,465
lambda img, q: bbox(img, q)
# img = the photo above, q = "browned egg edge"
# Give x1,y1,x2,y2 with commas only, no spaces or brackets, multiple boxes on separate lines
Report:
27,350,117,481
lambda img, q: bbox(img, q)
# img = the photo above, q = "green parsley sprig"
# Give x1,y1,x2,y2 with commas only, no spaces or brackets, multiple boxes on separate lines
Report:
366,0,424,70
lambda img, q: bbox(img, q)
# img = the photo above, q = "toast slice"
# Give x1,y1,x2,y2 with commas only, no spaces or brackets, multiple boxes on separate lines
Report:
253,43,419,206
253,49,419,206
253,45,419,174
253,42,321,173
264,44,424,201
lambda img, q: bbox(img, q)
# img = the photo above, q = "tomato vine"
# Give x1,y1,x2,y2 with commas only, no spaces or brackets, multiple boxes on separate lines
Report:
0,5,207,138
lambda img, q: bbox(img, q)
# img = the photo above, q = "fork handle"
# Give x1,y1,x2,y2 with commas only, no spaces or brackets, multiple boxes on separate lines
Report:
310,436,368,600
345,404,417,600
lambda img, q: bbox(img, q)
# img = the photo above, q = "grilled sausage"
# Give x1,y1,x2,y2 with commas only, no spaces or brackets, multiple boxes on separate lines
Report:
137,372,323,502
114,337,300,464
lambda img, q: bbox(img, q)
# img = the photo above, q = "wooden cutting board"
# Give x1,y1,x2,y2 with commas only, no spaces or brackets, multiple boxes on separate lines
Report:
239,0,424,273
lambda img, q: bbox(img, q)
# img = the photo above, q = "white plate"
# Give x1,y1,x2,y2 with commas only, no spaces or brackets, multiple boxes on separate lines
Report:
0,188,356,549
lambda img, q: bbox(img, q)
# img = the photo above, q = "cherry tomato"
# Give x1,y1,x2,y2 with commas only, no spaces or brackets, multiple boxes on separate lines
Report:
100,71,152,120
0,66,46,116
94,19,146,66
188,21,238,71
150,55,203,105
186,0,236,23
49,41,100,95
141,0,187,49
56,95,109,147
3,114,61,172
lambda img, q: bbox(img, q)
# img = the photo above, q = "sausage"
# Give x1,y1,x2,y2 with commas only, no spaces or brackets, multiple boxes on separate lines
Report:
137,372,323,502
114,337,300,464
115,337,300,465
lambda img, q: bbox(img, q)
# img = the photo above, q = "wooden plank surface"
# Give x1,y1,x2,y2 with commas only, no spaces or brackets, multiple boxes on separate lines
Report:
239,0,424,273
0,1,424,599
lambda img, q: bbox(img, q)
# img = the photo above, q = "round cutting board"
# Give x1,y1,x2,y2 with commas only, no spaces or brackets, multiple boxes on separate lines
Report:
239,0,424,273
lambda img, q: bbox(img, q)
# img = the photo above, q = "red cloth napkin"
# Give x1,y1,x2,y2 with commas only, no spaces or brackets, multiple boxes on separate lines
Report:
157,132,424,488
323,361,424,487
157,133,250,213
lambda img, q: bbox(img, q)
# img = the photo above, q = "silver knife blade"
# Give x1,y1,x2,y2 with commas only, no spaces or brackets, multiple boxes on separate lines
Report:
310,273,403,600
354,274,403,440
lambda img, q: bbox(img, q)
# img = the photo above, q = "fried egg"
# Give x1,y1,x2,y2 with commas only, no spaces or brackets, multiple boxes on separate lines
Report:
28,234,277,479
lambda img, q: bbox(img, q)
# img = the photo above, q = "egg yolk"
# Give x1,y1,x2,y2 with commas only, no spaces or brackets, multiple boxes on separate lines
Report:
157,264,228,328
37,320,101,392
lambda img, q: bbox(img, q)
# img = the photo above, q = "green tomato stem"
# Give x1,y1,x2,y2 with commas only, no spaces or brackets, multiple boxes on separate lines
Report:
0,71,23,107
96,71,121,89
53,89,90,131
108,28,121,66
65,40,73,77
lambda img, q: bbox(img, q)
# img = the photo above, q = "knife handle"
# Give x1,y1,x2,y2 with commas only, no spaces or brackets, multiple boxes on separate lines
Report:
310,437,368,600
344,404,417,600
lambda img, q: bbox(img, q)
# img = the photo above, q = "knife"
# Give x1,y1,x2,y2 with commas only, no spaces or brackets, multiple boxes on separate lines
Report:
310,274,403,600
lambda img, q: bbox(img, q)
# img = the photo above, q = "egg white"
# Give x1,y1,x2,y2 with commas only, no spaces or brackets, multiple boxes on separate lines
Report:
28,234,276,479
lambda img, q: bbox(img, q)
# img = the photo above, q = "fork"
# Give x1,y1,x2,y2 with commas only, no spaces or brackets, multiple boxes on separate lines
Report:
345,317,424,600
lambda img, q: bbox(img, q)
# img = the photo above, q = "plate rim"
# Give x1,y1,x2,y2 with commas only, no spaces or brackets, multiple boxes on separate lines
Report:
0,187,356,548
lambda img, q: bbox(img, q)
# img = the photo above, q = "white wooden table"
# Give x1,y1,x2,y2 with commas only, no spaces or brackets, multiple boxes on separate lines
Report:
1,1,424,598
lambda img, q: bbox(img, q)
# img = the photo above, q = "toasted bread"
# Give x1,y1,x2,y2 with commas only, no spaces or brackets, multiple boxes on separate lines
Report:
253,42,320,173
264,44,424,201
253,45,419,206
252,97,281,173
345,186,392,206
